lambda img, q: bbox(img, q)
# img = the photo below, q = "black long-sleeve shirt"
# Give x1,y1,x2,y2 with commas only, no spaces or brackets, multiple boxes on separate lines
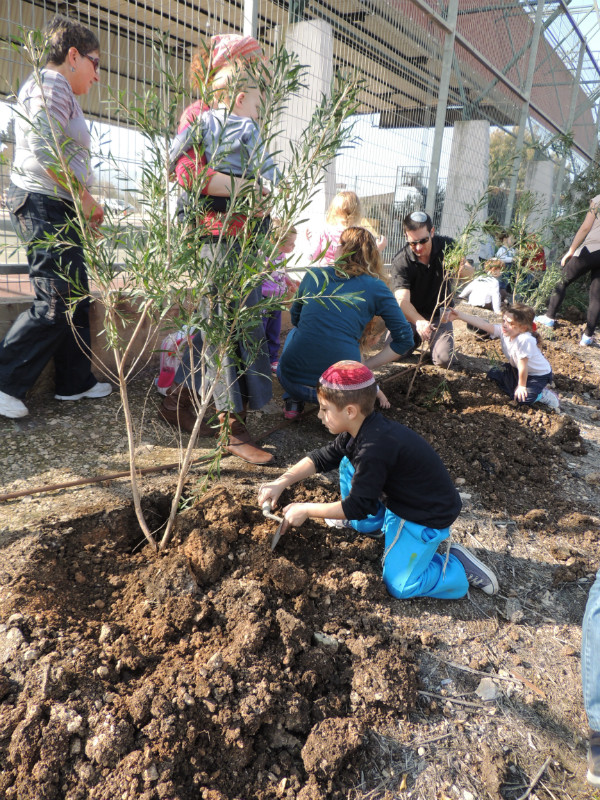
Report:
308,411,461,529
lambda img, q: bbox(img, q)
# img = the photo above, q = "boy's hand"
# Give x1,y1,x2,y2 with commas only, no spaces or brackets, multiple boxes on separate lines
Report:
281,502,311,528
258,481,284,509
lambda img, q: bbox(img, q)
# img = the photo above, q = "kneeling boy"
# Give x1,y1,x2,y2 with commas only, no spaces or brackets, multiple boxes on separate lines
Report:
257,360,498,599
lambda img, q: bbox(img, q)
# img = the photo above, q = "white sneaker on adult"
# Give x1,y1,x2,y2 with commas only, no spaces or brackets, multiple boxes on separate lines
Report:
534,314,555,328
0,390,29,419
54,382,113,401
580,334,594,346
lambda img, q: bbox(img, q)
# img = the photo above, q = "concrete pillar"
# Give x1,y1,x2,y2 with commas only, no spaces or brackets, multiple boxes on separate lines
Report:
426,0,459,219
524,159,554,231
440,119,490,240
275,20,335,269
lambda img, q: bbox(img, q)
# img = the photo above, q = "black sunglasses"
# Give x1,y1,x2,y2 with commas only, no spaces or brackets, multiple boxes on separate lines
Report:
407,236,430,247
83,54,100,73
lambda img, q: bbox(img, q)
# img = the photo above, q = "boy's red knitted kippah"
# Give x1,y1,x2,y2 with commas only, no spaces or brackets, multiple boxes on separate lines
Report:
319,360,376,390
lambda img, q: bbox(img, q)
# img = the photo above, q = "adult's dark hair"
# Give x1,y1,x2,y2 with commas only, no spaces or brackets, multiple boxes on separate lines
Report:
316,382,377,416
403,210,433,233
45,15,100,65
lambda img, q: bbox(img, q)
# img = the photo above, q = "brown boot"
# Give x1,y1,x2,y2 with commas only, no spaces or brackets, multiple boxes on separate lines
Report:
158,384,217,437
219,412,274,465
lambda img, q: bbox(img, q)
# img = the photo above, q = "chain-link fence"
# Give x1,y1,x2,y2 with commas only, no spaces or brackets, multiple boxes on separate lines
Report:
1,0,598,292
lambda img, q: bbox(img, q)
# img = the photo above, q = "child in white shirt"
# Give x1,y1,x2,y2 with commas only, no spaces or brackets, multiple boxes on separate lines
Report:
459,259,504,314
447,303,559,410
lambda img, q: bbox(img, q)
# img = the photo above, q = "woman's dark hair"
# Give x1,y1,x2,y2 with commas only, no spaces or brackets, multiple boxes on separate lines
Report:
45,15,100,65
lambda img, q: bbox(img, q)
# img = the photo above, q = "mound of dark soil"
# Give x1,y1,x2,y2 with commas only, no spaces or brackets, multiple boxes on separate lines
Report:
0,484,419,800
1,315,600,800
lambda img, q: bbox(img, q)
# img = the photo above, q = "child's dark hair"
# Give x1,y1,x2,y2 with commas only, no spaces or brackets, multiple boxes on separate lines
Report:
317,382,377,416
504,302,541,346
45,15,100,64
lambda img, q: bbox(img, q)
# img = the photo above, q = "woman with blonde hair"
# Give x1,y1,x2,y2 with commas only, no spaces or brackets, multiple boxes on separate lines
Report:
278,226,413,418
307,190,387,264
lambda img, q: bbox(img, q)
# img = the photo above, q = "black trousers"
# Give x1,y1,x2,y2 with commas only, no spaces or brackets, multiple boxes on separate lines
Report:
546,246,600,337
0,184,96,399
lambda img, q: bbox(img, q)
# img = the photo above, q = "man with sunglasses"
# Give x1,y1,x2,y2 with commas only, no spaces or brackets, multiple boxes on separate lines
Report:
390,211,471,368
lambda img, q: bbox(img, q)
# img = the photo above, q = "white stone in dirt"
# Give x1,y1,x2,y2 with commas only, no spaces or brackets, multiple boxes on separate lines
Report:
0,627,25,663
505,598,524,624
98,624,113,644
50,703,84,734
312,632,340,651
85,714,134,766
143,764,159,781
22,648,39,663
475,677,499,701
206,652,223,671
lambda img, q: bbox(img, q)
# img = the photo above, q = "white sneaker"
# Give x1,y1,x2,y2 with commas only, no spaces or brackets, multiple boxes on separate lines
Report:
0,390,29,419
324,518,351,529
580,334,594,346
534,314,555,328
537,386,560,410
55,382,113,401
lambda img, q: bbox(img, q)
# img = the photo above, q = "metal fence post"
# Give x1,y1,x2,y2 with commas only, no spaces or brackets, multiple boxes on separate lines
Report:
425,0,459,219
503,0,546,227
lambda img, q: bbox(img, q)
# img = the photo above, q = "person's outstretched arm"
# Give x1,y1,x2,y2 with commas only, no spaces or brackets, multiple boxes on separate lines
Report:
364,343,404,370
446,307,496,335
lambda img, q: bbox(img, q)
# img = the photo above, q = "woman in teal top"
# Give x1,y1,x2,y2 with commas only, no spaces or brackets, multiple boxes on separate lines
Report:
278,227,414,417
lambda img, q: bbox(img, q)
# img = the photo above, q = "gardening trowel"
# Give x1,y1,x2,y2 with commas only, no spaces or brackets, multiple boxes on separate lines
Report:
262,501,286,551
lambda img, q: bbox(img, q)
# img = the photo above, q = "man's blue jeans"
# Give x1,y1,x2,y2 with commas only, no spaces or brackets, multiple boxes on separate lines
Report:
0,185,96,399
339,457,469,599
583,565,600,731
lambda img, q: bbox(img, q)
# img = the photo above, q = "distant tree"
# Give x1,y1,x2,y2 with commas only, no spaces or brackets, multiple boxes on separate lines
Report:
488,128,538,191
